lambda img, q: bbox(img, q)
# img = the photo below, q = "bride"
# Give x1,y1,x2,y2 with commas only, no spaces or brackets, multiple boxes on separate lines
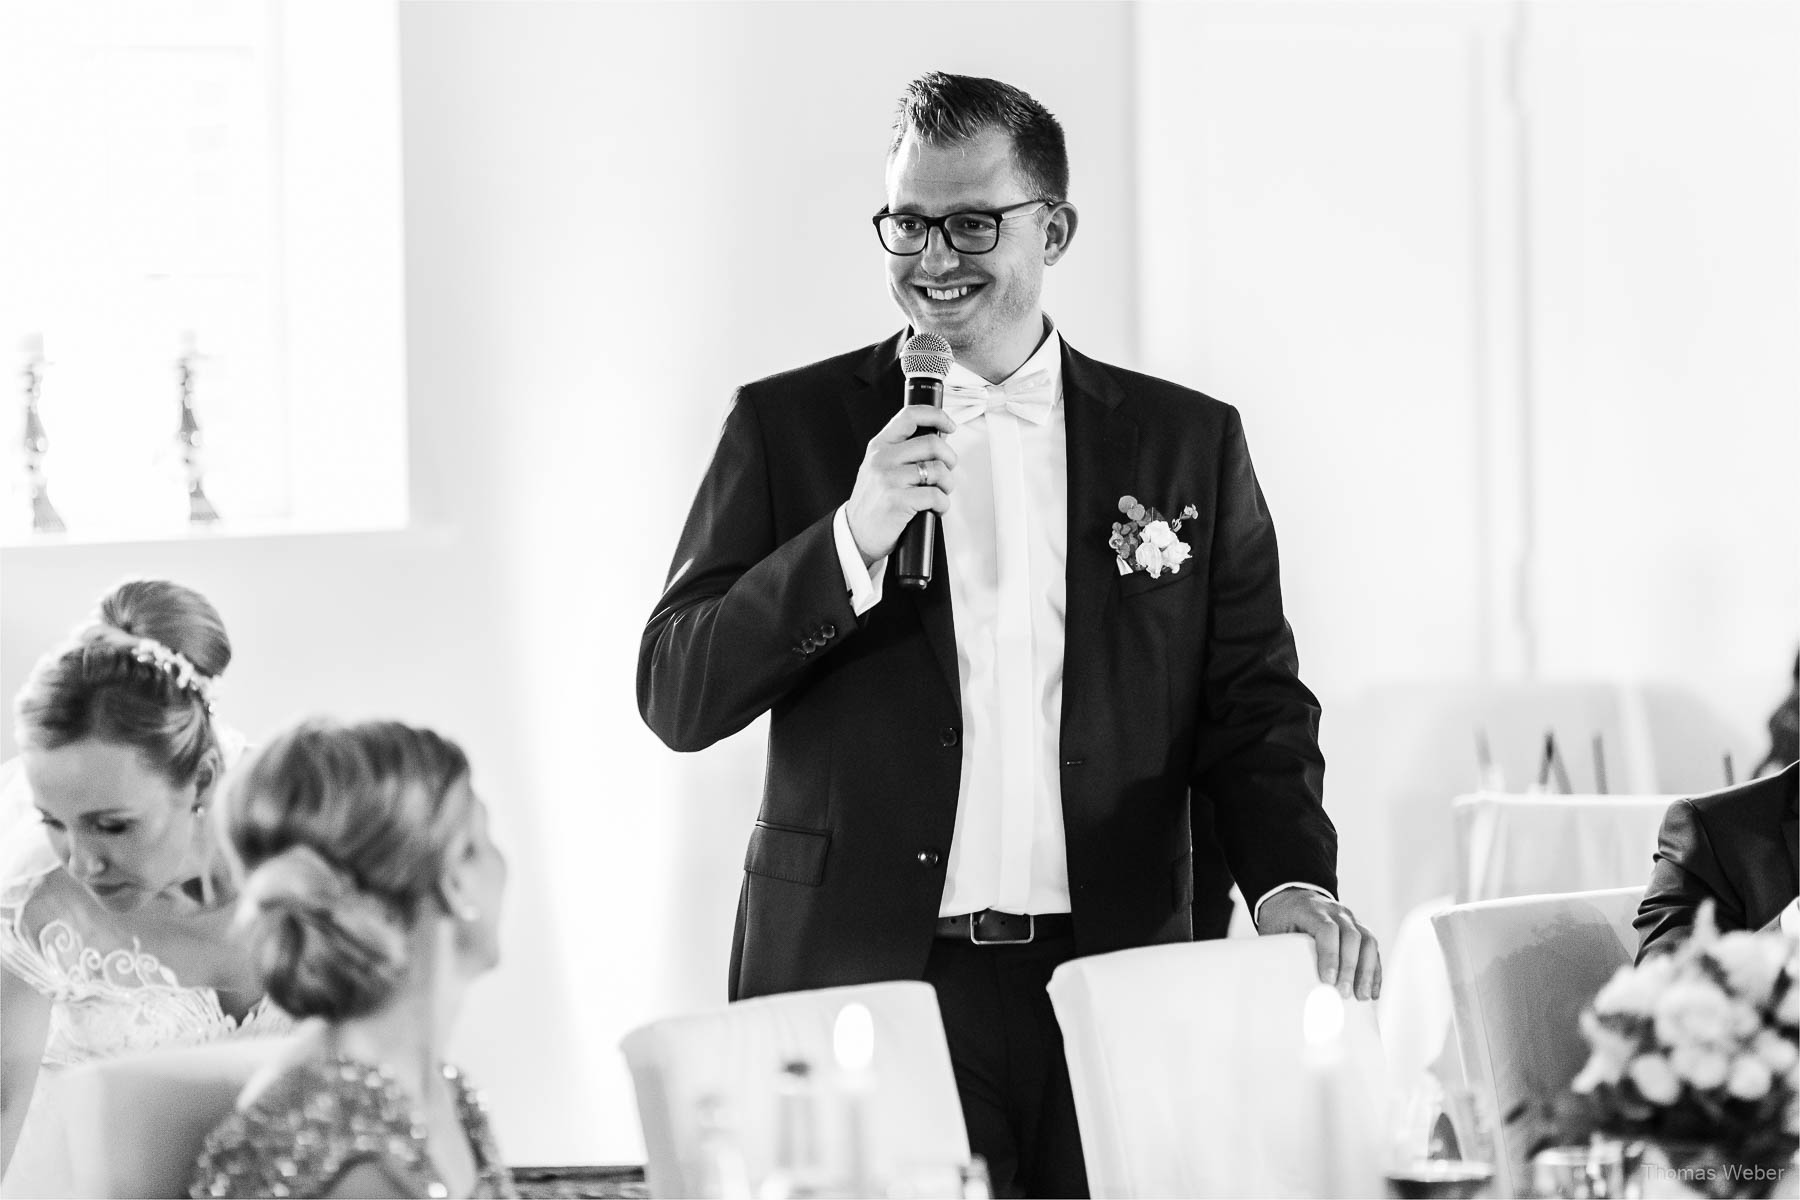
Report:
0,580,289,1177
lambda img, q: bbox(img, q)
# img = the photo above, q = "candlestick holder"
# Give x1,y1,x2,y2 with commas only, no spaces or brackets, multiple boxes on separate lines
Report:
175,341,221,524
20,338,66,534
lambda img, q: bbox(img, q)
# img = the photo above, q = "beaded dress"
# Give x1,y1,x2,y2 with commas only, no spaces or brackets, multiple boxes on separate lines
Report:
190,1055,516,1199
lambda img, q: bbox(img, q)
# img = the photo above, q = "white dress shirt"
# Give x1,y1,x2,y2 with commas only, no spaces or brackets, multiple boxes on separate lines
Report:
832,323,1325,925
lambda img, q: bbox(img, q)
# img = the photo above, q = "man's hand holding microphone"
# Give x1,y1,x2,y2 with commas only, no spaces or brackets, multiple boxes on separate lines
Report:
845,332,958,585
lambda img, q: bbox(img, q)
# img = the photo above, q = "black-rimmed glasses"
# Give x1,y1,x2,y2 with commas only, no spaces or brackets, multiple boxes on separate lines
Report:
872,200,1054,256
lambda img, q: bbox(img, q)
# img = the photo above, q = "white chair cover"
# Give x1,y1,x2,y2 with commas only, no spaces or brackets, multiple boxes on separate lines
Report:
1,1035,290,1199
1431,887,1644,1199
619,980,969,1199
1378,894,1460,1093
1454,792,1674,903
1047,934,1390,1199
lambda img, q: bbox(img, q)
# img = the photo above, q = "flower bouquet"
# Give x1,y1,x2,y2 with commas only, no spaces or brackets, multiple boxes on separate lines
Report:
1558,904,1798,1198
1109,495,1197,579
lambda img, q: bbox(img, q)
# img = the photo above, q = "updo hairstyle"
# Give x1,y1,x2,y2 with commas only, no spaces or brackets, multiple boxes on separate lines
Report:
14,579,230,786
222,719,473,1021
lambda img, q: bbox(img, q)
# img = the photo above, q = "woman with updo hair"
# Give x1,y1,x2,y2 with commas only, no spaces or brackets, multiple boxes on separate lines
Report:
190,717,514,1199
0,579,288,1178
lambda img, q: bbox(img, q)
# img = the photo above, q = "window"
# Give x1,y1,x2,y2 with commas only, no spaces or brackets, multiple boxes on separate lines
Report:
2,0,406,545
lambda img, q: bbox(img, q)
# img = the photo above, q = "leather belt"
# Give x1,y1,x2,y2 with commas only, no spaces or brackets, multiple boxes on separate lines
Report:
934,909,1073,945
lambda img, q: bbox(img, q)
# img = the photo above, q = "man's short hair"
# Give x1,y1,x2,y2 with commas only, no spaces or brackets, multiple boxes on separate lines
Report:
889,72,1069,203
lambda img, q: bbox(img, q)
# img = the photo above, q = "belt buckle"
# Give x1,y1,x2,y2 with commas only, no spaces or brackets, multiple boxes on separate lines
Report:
968,911,1034,945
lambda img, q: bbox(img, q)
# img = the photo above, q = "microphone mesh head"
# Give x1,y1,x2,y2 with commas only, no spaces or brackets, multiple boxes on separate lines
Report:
900,331,954,380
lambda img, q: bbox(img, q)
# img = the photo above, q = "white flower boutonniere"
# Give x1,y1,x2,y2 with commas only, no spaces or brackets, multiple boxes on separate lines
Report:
1110,495,1198,578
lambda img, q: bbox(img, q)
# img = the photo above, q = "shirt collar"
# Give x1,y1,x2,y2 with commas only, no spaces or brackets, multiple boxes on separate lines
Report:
909,315,1064,400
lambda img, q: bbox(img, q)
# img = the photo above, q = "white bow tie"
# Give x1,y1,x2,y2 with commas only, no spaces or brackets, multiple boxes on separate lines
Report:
944,368,1057,426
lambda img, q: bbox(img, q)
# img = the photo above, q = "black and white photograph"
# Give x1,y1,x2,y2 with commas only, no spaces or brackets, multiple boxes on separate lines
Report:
0,2,1796,1198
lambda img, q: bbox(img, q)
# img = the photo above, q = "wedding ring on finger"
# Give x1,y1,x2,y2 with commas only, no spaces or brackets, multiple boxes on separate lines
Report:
916,461,930,487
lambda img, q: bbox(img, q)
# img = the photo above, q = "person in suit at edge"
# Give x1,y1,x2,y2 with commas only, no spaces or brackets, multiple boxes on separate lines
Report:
638,72,1381,1198
1635,760,1798,961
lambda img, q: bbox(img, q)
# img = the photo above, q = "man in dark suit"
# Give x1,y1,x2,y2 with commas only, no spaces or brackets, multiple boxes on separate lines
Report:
1635,760,1799,960
639,72,1379,1197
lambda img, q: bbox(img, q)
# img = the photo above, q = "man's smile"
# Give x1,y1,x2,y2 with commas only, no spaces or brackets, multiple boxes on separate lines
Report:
916,282,985,304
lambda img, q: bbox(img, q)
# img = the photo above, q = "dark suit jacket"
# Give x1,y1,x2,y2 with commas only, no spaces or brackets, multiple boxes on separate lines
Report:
1634,761,1799,960
638,332,1336,1001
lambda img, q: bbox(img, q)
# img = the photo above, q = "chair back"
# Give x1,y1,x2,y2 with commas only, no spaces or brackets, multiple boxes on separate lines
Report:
619,981,968,1198
1431,886,1644,1199
1,1035,290,1199
1047,934,1390,1199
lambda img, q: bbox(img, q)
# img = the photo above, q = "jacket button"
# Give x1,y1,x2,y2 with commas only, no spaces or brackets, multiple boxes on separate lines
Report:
939,727,959,747
820,623,836,639
916,848,942,868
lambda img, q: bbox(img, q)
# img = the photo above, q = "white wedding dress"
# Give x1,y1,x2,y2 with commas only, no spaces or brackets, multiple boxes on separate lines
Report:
0,756,291,1072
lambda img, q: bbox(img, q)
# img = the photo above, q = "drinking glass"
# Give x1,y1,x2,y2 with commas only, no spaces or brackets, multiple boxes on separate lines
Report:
1529,1141,1630,1199
1385,1075,1498,1199
883,1156,991,1199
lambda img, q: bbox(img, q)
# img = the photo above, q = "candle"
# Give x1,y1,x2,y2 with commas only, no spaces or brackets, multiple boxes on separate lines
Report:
1473,728,1503,791
1302,983,1347,1199
833,1003,875,1197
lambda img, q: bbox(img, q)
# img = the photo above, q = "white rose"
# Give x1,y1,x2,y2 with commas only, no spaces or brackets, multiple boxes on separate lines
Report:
1670,1043,1731,1089
1707,932,1792,1006
1595,963,1662,1017
1579,1010,1637,1084
1161,540,1191,574
1778,983,1799,1026
1639,954,1679,987
1726,1054,1773,1101
1143,520,1175,549
1654,977,1739,1048
1572,1055,1619,1093
1754,1029,1798,1073
1628,1053,1682,1104
1134,542,1163,577
1730,998,1762,1040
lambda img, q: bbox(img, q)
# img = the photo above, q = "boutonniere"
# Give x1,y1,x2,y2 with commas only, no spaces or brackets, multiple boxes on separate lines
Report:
1109,495,1198,579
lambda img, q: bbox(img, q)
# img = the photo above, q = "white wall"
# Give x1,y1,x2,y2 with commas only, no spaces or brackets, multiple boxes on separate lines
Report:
1134,0,1799,941
1524,1,1800,738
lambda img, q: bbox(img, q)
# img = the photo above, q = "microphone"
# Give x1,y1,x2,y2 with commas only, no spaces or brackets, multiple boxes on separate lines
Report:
895,331,953,590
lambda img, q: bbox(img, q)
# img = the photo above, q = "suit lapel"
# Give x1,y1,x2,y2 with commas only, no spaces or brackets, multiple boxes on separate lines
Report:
846,333,905,447
849,332,961,700
1060,342,1137,745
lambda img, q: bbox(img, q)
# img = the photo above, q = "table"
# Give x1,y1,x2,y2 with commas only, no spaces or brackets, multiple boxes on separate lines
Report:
512,1164,649,1199
1453,791,1676,903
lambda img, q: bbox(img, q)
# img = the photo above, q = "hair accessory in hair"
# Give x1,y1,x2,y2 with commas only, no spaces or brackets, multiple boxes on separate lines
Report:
131,637,217,713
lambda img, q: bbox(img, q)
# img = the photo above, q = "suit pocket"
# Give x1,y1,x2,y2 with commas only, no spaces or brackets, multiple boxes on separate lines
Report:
1120,565,1196,600
745,821,830,886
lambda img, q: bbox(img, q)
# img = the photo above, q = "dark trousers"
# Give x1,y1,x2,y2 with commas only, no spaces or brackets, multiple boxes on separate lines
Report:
921,931,1089,1199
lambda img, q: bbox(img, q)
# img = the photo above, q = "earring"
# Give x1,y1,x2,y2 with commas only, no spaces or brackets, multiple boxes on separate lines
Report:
458,905,480,923
191,802,206,815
